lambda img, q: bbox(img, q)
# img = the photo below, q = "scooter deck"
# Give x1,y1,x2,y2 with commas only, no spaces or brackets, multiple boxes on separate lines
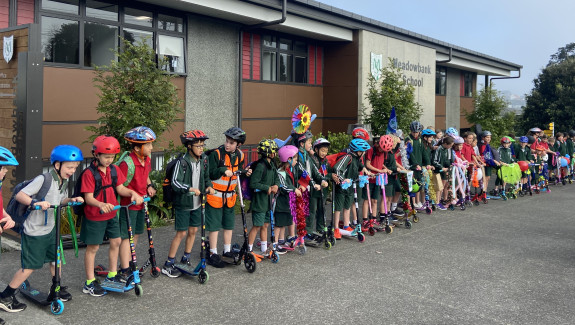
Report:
100,281,134,293
173,262,202,276
20,282,52,306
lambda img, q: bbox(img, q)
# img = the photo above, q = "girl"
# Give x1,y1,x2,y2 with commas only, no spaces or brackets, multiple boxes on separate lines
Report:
276,145,301,252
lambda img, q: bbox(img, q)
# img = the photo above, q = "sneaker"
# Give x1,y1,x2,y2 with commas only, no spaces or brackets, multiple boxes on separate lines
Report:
48,285,72,302
222,251,236,259
104,274,123,284
343,226,354,232
0,294,26,312
162,264,182,278
436,203,447,211
180,257,192,266
286,236,297,248
207,253,226,268
275,245,287,254
82,280,106,297
334,228,342,240
392,208,404,216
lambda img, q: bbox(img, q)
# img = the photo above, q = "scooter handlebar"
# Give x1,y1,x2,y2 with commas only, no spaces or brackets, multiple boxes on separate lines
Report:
32,201,84,210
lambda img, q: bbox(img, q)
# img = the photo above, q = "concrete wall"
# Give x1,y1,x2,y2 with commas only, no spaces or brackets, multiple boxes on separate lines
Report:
187,15,239,142
358,30,436,128
445,67,461,131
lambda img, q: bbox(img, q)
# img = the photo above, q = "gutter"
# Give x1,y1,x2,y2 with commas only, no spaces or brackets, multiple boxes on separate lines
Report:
490,68,521,87
436,47,452,64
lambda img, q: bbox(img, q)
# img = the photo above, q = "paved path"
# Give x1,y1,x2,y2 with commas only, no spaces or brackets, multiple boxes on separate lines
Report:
1,185,574,324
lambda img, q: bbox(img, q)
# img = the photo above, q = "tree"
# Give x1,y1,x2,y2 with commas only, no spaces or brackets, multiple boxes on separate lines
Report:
466,84,514,141
88,38,183,151
518,43,575,134
365,59,423,135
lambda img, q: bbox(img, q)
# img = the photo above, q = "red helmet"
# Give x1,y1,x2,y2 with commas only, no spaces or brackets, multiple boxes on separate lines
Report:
93,135,120,155
379,135,394,152
352,127,370,141
181,130,208,145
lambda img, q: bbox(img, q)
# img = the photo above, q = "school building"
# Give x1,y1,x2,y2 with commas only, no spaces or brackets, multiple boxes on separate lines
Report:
0,0,521,192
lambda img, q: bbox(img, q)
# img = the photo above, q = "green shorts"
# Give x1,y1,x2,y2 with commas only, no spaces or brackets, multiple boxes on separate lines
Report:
21,228,56,270
484,166,493,177
205,205,236,232
252,211,271,227
119,209,145,239
361,183,381,200
274,211,292,227
80,217,121,245
334,188,353,212
175,208,201,231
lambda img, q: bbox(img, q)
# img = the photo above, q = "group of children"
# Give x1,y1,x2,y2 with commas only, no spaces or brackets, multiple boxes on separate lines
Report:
0,121,570,321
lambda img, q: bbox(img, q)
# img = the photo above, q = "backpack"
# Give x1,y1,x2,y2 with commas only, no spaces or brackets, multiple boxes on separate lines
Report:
240,159,267,201
115,151,136,186
326,152,351,169
6,172,53,234
205,146,244,169
162,153,186,204
72,162,118,216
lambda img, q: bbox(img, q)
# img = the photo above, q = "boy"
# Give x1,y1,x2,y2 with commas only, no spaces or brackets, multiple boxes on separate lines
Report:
375,135,397,223
0,147,21,315
515,136,534,190
350,128,370,228
406,121,425,209
248,139,279,255
363,135,385,223
206,127,249,267
118,127,157,279
81,136,143,296
333,138,372,238
495,137,514,196
163,130,214,276
555,132,568,180
479,131,501,194
432,136,455,210
310,138,334,239
0,145,84,311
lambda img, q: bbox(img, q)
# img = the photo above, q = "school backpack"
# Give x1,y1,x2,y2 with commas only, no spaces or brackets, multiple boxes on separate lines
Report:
162,153,185,204
72,162,118,216
115,151,136,186
240,159,268,201
6,172,53,233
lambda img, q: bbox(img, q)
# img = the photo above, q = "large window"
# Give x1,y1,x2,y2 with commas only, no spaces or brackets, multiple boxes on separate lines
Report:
435,67,446,95
40,0,186,74
463,72,474,97
262,35,307,83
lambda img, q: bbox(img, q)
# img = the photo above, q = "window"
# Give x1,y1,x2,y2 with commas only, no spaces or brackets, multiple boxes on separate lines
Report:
463,72,474,97
435,67,446,95
40,1,186,73
261,34,307,84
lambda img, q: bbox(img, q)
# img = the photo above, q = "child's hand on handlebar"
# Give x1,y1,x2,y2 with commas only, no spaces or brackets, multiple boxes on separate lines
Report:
313,184,321,191
206,187,215,195
71,197,84,203
99,202,115,214
189,188,201,196
131,194,144,205
35,201,51,211
321,180,328,188
224,170,234,177
270,185,279,194
246,169,253,177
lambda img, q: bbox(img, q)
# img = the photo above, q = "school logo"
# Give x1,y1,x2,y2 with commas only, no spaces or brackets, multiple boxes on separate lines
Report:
370,52,382,80
3,35,13,64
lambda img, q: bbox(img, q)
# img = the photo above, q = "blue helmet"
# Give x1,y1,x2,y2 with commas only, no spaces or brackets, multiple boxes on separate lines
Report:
519,136,528,143
0,147,18,166
50,145,84,164
446,127,459,137
422,129,436,136
349,138,370,152
124,126,157,144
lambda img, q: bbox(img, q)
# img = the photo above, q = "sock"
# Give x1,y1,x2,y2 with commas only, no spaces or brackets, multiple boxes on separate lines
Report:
183,252,191,261
120,267,129,274
362,218,368,221
166,257,175,266
391,203,397,210
107,271,117,278
260,241,268,253
209,248,217,255
352,220,358,225
248,244,253,251
223,244,231,253
278,239,285,245
1,286,16,298
86,278,96,286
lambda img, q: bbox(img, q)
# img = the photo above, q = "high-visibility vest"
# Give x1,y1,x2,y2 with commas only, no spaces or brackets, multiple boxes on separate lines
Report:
206,148,244,208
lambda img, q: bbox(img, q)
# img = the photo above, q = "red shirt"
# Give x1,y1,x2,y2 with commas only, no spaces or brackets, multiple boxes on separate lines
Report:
531,139,549,151
366,148,385,183
461,143,475,162
454,150,462,159
119,153,151,210
81,164,127,221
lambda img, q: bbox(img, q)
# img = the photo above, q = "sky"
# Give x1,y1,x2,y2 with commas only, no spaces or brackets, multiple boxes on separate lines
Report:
319,0,575,97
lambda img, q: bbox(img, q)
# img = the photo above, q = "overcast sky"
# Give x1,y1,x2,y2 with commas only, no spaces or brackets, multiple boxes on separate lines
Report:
320,0,575,97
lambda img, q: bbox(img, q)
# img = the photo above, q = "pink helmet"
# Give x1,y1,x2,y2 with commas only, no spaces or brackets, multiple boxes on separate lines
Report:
278,145,299,163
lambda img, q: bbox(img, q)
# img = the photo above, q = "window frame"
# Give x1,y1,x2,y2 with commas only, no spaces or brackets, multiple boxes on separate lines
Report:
260,32,309,85
435,66,446,96
39,0,187,75
463,72,474,97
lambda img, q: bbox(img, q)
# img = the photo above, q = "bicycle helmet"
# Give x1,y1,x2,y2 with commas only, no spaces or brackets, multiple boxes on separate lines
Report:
313,138,330,150
352,127,370,141
224,127,246,144
124,126,156,144
0,146,18,166
519,136,528,143
421,129,436,136
529,127,542,133
527,135,535,144
180,130,209,145
453,136,464,144
500,136,511,144
278,145,298,163
569,130,575,137
446,127,459,137
410,121,423,133
482,131,492,137
93,135,120,155
379,135,394,152
258,139,278,156
292,130,313,145
50,145,84,164
349,138,370,152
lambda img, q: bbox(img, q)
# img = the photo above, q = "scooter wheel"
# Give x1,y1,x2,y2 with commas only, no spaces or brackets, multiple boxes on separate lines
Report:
324,241,332,250
460,204,466,211
432,204,436,211
385,225,393,234
151,266,161,278
50,299,64,315
449,205,455,211
413,215,419,223
298,245,307,255
562,179,566,185
134,284,143,297
405,221,412,229
518,191,524,197
244,253,257,273
20,280,29,290
483,198,488,204
198,270,209,284
474,200,479,206
529,192,533,196
368,228,375,236
94,264,106,274
271,252,279,264
329,236,336,247
425,207,432,215
357,233,365,242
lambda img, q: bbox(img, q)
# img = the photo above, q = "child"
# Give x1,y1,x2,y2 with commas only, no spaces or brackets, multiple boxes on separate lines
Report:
163,130,214,276
310,138,333,239
248,139,279,255
515,136,534,190
0,148,22,314
81,136,143,296
547,136,556,180
0,145,84,311
388,134,407,217
432,136,455,210
206,127,249,267
406,121,424,209
333,139,372,238
378,135,398,222
364,135,385,222
276,145,301,251
349,128,370,228
479,131,501,193
433,130,443,150
495,137,514,196
118,127,157,279
555,132,568,180
453,136,466,161
462,132,478,166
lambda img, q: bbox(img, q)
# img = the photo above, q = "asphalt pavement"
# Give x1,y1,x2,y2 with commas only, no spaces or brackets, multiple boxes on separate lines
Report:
1,184,575,325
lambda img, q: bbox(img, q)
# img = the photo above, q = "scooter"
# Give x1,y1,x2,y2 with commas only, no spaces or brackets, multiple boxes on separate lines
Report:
376,173,393,234
20,202,83,315
173,193,209,284
137,200,161,278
